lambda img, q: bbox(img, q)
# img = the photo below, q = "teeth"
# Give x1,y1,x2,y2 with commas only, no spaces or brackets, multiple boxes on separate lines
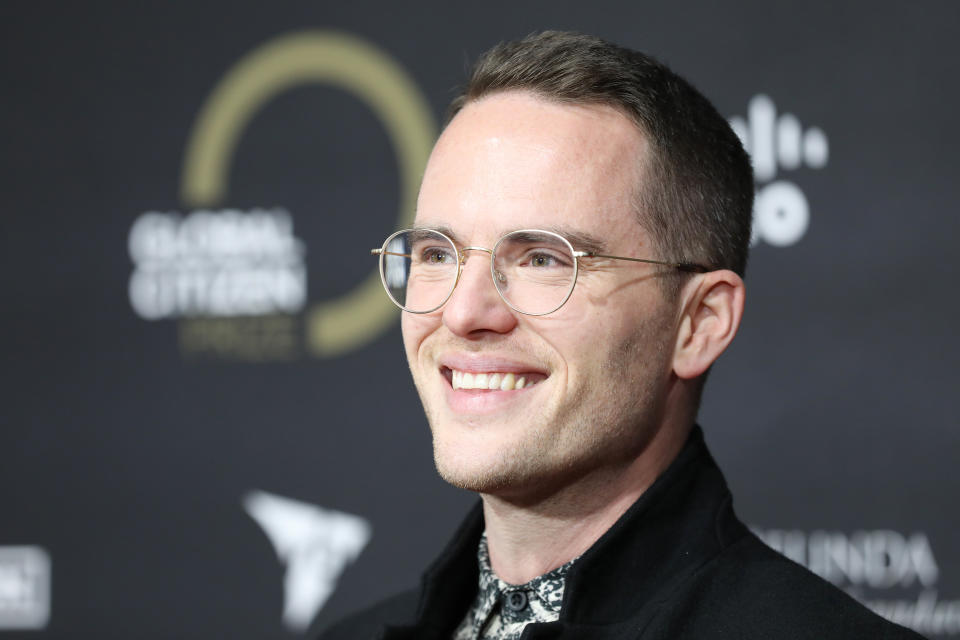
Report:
449,369,538,391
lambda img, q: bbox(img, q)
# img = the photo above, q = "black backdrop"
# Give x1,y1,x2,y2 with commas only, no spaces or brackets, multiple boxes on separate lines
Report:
2,2,958,638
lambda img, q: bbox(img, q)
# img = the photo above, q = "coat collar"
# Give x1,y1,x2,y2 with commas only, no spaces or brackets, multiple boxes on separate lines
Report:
385,426,747,639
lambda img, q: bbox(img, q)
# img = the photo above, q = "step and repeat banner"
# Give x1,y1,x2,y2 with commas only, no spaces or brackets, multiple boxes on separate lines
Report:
2,2,958,638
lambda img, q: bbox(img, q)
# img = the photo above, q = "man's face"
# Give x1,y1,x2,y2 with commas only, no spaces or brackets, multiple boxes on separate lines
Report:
404,91,680,499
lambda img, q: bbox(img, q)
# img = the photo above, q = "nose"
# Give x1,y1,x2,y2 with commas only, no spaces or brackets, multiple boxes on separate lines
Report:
441,248,518,337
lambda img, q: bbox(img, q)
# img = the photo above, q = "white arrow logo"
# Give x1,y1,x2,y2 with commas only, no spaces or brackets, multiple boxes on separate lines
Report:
243,490,372,632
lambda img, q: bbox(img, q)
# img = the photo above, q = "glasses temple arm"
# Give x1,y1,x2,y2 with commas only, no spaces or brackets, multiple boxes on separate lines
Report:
371,249,413,258
579,252,709,273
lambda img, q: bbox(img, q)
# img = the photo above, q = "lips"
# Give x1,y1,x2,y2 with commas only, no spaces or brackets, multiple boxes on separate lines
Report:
434,355,549,416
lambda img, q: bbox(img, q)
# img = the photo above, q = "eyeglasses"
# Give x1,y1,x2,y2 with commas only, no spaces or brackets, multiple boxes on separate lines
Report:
371,228,709,316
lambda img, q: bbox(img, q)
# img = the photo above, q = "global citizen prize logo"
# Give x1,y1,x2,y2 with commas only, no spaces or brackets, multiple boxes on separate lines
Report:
729,94,830,247
128,208,307,360
755,528,960,636
128,208,305,319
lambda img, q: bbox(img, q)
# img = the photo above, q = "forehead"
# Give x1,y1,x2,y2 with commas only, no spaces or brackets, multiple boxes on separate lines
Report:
416,91,650,247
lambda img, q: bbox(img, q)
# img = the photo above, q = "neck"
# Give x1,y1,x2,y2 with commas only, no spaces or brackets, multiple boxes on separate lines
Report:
481,418,692,585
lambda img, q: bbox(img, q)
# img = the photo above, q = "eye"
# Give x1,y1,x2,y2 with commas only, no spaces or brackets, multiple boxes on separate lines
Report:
530,253,555,267
421,246,455,264
521,250,570,268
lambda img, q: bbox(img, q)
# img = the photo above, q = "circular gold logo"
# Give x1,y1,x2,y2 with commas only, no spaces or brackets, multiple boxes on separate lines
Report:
180,30,436,357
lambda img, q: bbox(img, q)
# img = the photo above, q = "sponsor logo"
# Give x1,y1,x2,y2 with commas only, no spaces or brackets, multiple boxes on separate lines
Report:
729,94,830,247
244,490,372,632
0,546,51,630
755,528,960,636
128,30,436,360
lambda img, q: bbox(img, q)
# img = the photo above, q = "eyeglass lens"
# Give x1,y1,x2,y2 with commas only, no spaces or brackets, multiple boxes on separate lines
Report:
379,229,578,315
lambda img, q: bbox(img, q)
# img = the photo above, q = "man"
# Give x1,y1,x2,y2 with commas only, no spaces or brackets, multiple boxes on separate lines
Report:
323,31,923,639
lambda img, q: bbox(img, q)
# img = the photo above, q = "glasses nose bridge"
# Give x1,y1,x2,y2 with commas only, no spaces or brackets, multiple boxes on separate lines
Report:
457,245,494,264
453,245,497,291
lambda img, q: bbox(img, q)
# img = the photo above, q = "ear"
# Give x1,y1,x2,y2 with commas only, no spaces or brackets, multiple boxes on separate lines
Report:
672,270,745,379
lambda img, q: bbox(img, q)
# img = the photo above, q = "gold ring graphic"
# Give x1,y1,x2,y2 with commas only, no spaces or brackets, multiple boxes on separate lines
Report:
180,30,436,357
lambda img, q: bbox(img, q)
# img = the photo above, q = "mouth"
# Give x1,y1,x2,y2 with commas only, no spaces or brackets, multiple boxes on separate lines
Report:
443,367,545,391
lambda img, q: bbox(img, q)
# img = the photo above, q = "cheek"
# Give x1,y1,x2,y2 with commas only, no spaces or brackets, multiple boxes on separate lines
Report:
399,314,420,363
564,308,672,388
401,313,439,360
537,312,625,384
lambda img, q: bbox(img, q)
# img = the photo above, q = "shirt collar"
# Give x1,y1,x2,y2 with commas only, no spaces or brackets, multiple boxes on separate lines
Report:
476,532,575,615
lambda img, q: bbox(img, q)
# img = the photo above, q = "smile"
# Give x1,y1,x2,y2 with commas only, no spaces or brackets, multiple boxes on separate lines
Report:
446,369,544,391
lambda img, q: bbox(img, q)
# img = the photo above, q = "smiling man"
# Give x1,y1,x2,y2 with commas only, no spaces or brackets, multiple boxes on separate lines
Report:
322,31,923,640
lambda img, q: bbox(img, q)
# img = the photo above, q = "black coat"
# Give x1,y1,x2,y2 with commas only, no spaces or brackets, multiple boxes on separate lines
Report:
320,427,925,639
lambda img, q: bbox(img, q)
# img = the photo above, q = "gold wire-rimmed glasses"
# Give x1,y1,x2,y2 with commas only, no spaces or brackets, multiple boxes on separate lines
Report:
371,228,709,316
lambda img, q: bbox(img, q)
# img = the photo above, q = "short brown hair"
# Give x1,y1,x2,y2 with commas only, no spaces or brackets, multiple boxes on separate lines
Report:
449,31,754,280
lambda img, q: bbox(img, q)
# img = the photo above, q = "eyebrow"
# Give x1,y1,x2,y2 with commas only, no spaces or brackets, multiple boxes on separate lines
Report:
539,226,609,254
411,223,463,245
411,223,611,254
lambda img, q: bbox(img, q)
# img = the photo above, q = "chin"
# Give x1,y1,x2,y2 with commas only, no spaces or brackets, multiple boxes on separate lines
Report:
431,430,491,490
430,428,579,499
432,431,524,494
433,458,529,495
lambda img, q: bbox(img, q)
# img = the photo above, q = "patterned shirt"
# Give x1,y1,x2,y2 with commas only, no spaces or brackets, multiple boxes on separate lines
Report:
452,534,576,640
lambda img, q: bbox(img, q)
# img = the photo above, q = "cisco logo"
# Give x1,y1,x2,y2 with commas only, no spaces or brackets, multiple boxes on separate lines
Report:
730,94,830,247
